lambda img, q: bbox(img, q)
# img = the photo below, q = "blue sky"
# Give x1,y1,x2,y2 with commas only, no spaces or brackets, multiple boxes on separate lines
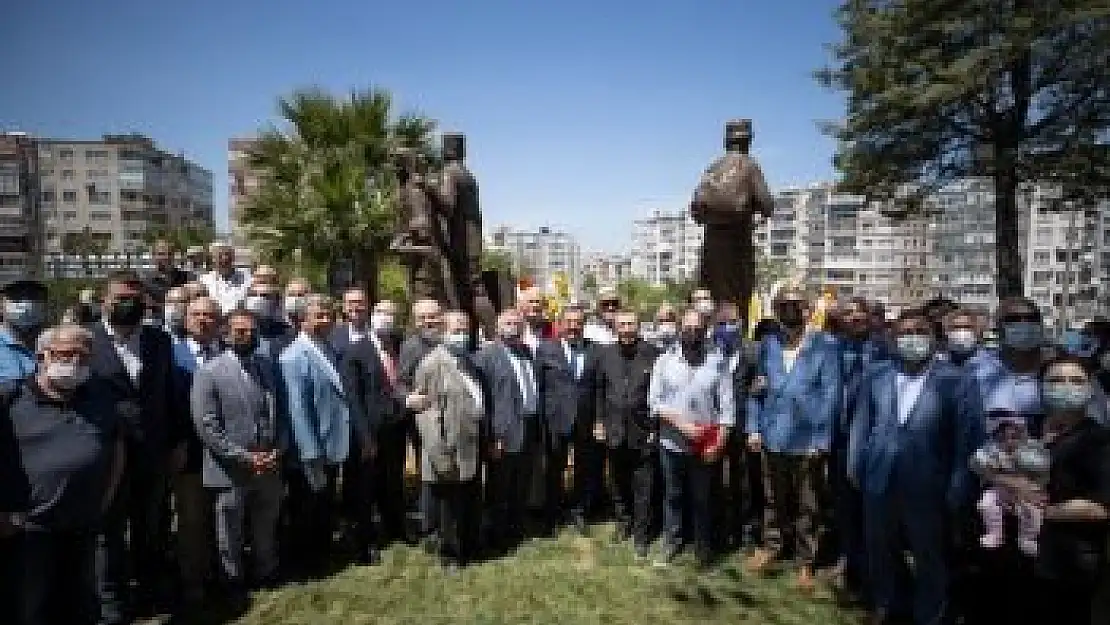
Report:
2,0,844,252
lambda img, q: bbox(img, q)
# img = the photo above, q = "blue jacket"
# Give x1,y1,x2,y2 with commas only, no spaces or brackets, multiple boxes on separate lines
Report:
278,334,351,465
848,360,974,508
0,328,35,384
747,330,841,453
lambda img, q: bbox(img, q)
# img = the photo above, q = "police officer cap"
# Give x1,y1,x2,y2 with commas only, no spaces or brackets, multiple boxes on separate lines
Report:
725,119,753,139
0,279,48,300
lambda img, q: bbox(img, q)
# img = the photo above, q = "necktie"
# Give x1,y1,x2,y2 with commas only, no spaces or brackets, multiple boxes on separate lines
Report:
381,347,398,389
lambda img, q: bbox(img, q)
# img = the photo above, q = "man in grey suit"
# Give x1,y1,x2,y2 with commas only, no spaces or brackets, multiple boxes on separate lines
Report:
191,308,287,592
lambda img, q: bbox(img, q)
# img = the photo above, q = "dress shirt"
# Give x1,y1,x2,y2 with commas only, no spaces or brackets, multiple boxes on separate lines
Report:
650,349,736,452
562,339,585,381
199,268,252,314
895,367,930,425
103,319,142,384
505,346,538,416
348,323,368,345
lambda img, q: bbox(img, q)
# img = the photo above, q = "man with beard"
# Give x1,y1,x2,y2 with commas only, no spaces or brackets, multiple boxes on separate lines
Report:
745,287,841,590
596,310,660,558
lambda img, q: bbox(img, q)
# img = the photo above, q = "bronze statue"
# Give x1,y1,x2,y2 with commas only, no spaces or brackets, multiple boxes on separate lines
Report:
392,147,451,302
689,119,774,313
428,133,495,338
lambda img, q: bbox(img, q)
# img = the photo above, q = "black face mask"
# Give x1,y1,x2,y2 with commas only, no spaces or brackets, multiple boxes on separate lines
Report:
777,304,805,328
680,330,704,348
76,303,99,324
109,296,146,326
229,336,258,357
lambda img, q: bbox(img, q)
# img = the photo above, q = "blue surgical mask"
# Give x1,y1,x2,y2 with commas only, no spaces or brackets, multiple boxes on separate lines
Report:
1042,382,1092,412
713,322,741,352
3,300,45,331
895,334,933,363
1002,321,1043,351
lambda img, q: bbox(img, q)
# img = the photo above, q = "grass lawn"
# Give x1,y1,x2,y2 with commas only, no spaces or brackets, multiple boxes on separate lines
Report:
220,525,866,625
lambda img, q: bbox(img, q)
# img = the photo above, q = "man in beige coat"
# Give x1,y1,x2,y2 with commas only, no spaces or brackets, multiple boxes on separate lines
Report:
412,311,486,570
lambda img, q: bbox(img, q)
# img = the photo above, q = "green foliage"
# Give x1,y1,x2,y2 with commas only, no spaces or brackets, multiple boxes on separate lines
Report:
818,0,1110,296
580,272,599,299
240,86,438,296
755,249,794,295
480,249,515,275
143,224,215,253
43,278,101,322
615,278,696,318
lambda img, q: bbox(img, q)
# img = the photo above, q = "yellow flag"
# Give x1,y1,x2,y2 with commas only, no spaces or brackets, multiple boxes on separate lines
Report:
747,292,762,339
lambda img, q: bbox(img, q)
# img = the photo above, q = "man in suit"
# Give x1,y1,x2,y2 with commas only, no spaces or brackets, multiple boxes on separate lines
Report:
343,298,407,562
330,287,371,360
411,311,486,570
849,308,971,625
89,270,183,624
475,309,541,550
519,287,554,352
168,295,222,607
596,310,660,558
536,306,601,535
192,308,287,593
278,294,350,569
142,238,192,310
399,298,445,538
745,288,841,589
244,281,293,353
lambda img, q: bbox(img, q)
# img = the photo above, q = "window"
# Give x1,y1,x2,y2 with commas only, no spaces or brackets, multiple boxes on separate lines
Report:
61,170,75,180
84,149,110,162
63,211,77,220
1033,250,1050,264
120,190,141,202
0,195,20,208
40,190,55,203
39,168,54,178
62,190,77,202
86,169,111,179
58,149,74,160
89,212,112,221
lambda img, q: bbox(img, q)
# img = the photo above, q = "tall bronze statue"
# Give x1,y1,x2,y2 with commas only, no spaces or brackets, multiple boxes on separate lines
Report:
429,133,495,338
690,119,774,312
392,147,451,302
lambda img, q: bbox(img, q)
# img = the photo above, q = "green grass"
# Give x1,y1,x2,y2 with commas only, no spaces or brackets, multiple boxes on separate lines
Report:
220,525,865,625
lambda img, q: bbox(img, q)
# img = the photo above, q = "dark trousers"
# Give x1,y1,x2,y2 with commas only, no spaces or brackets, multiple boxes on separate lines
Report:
660,448,716,558
609,444,657,547
863,485,949,625
832,445,867,592
484,450,532,544
375,421,410,541
96,464,169,625
2,529,99,625
762,452,828,566
543,434,572,524
426,479,481,563
572,426,605,516
284,466,336,568
713,431,758,550
341,439,378,553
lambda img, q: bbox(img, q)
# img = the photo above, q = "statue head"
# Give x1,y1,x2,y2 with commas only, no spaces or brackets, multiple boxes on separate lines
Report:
393,146,419,180
442,133,466,162
724,119,753,153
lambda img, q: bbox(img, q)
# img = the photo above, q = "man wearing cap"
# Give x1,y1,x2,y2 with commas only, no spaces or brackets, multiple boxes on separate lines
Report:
0,280,49,383
198,241,251,315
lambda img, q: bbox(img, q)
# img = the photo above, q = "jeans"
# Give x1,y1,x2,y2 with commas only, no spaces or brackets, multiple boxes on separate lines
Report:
3,529,99,625
660,448,716,557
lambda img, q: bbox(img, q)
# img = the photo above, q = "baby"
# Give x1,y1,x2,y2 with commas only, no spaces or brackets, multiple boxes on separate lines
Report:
970,414,1051,556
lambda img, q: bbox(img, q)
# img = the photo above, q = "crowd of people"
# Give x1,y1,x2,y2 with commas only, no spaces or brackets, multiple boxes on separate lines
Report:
1,238,1109,625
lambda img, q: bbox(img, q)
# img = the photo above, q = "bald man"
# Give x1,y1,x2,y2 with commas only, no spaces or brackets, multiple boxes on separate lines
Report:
399,298,445,539
518,288,553,351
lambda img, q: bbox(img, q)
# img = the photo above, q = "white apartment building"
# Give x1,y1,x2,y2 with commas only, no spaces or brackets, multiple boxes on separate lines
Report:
485,225,582,296
581,252,632,292
629,209,702,285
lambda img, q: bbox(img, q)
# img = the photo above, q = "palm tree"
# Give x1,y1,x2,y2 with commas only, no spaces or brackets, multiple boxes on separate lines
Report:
240,87,437,297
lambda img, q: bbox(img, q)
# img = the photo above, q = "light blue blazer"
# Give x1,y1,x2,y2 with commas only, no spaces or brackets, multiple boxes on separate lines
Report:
279,334,351,466
747,331,841,454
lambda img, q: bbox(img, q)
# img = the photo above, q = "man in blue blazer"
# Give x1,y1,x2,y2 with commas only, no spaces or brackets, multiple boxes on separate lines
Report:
849,308,973,625
744,288,841,589
278,294,351,568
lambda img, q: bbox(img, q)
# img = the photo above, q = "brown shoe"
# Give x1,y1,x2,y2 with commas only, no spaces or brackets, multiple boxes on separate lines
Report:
795,565,816,592
744,548,773,573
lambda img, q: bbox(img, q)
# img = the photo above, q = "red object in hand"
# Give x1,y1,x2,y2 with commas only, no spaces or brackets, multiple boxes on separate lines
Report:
691,424,725,459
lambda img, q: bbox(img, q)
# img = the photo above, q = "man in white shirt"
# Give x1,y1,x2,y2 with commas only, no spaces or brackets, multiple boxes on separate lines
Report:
198,242,251,315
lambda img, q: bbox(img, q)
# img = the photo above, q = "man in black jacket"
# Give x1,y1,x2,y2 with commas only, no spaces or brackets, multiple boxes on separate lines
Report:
596,310,660,558
88,270,185,624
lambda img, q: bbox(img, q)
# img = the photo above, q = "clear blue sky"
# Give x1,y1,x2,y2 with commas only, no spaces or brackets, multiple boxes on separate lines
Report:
2,0,844,252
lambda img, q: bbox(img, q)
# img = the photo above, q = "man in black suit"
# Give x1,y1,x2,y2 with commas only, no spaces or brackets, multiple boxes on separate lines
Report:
342,298,408,561
89,270,184,625
142,239,192,310
475,309,540,550
331,288,371,360
536,306,601,535
596,310,660,558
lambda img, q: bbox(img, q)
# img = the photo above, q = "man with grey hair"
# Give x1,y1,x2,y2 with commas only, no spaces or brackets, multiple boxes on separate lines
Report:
3,323,125,625
400,298,445,539
198,241,251,315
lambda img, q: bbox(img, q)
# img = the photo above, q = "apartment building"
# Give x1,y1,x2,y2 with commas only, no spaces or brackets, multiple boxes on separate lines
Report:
35,134,214,277
581,251,632,292
0,133,42,281
629,209,702,286
228,137,261,244
486,225,582,296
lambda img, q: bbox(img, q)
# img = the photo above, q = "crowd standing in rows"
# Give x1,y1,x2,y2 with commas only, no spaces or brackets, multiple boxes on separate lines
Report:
1,239,1109,625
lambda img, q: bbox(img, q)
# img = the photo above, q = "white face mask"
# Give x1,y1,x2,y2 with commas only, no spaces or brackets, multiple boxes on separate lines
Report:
370,312,394,331
245,295,274,318
284,295,307,317
946,328,978,353
694,301,715,315
46,361,90,391
164,303,184,327
3,300,46,330
655,322,677,340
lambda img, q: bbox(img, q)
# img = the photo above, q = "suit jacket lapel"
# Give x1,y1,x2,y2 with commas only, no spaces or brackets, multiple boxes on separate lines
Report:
904,367,938,428
92,325,136,393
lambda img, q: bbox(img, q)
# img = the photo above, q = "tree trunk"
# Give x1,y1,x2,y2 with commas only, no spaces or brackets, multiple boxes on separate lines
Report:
994,162,1024,298
353,249,380,301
